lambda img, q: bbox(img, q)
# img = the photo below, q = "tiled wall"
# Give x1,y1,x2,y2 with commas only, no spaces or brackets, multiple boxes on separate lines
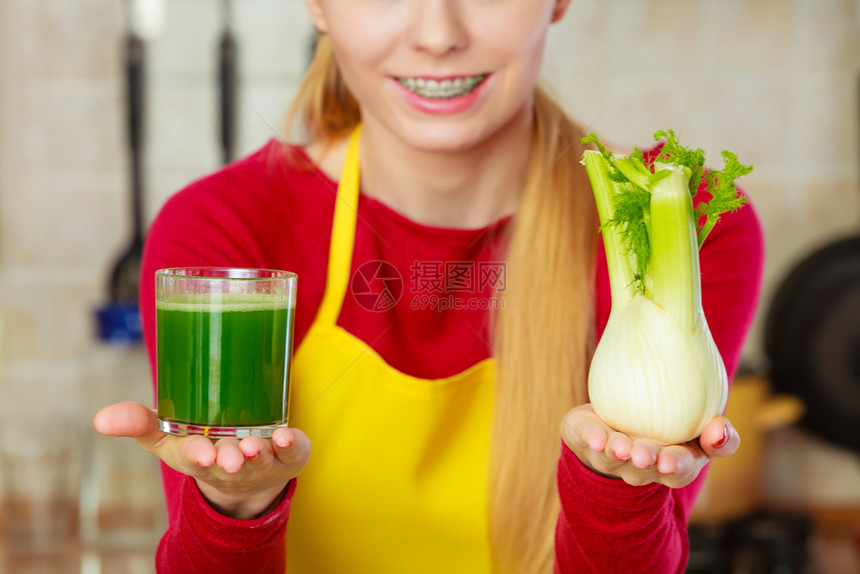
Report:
0,0,858,505
549,0,860,350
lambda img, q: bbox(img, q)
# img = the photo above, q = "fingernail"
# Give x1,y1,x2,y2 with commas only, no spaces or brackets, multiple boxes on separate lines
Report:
246,453,259,461
613,452,630,461
711,426,729,449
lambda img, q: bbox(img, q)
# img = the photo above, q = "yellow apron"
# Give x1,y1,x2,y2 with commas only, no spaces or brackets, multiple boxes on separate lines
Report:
287,127,495,573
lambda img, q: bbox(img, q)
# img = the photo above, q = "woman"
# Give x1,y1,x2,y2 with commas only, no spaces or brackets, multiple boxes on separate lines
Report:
95,0,763,572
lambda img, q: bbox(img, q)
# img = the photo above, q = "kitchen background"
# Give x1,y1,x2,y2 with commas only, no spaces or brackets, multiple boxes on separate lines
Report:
0,0,858,573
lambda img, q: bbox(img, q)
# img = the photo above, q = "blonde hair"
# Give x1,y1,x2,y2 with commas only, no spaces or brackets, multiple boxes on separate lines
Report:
287,34,597,574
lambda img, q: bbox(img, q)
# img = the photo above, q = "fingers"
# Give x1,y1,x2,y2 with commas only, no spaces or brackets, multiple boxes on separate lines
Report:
561,405,609,454
95,407,310,479
93,402,171,454
605,432,632,462
215,436,276,474
93,401,158,438
238,435,268,462
272,427,311,474
96,405,310,520
203,429,311,477
629,439,661,470
581,421,609,454
656,445,695,477
214,439,246,474
699,416,740,459
177,435,218,469
607,438,663,486
273,427,295,450
612,440,701,488
201,431,303,476
561,407,631,479
561,407,739,489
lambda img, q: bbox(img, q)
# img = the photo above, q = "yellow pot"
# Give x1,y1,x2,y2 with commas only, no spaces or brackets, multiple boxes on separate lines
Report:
690,375,804,524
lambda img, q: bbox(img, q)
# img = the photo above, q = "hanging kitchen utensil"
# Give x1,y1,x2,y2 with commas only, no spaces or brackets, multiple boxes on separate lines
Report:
764,74,860,452
107,26,145,306
97,0,163,342
219,0,238,165
107,0,149,309
82,0,167,549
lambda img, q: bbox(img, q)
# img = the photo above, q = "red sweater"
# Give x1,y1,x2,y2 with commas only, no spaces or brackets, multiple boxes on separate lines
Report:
140,140,764,573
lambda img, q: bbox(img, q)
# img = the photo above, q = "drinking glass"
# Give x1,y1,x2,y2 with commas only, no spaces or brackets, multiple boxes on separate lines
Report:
155,267,297,438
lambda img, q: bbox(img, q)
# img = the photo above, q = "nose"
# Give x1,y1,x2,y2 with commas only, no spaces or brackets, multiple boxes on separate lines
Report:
407,0,468,56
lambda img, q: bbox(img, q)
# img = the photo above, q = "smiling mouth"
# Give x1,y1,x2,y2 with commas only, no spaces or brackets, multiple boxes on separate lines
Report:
396,74,488,100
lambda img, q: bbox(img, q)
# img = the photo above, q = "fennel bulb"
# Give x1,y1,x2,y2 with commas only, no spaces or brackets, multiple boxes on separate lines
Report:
582,131,752,445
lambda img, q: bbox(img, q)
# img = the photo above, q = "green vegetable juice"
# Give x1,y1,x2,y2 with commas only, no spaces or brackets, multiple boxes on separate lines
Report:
156,295,294,428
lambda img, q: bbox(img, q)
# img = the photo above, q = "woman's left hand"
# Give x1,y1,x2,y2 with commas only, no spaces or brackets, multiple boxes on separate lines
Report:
560,404,739,489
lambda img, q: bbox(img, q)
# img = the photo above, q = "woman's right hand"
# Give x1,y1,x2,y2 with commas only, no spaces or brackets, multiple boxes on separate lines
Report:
93,401,311,520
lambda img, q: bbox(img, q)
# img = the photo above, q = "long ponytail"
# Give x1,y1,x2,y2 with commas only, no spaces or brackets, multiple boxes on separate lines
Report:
286,35,597,574
488,87,597,573
285,34,360,143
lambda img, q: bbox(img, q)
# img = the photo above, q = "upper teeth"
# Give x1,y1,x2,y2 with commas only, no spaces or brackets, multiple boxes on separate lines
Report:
398,75,486,99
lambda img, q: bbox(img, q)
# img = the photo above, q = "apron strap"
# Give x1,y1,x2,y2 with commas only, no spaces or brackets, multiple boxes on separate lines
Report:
317,125,362,326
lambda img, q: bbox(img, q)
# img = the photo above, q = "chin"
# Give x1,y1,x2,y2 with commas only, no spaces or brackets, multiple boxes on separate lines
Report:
392,116,510,154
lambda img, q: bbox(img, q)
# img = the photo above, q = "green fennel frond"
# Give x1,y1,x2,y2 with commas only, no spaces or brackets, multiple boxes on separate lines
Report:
608,187,651,289
581,129,753,294
697,150,753,247
582,133,626,185
653,129,706,198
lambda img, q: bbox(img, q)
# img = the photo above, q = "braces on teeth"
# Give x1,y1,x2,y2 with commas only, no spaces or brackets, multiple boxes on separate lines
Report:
398,75,487,99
